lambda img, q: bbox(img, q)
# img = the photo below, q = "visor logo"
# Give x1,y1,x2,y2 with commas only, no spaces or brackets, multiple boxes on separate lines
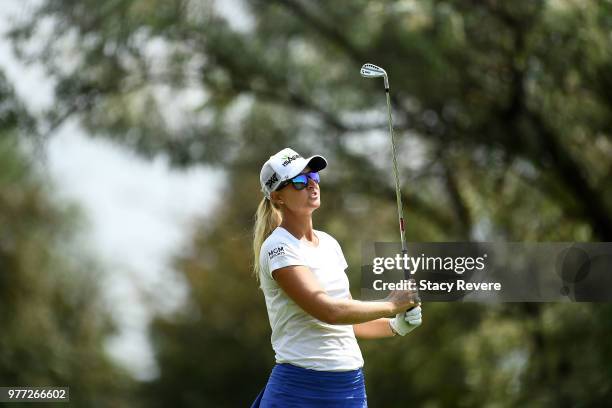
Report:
265,173,279,189
281,154,301,167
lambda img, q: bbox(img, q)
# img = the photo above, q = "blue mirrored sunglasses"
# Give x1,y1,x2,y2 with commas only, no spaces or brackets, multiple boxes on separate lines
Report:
277,172,320,191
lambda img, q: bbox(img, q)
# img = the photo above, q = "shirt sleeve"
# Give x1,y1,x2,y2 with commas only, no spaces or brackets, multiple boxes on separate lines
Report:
264,240,306,279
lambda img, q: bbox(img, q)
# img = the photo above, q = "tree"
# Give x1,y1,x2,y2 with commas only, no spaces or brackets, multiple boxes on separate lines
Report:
7,1,612,406
8,0,612,240
0,71,139,407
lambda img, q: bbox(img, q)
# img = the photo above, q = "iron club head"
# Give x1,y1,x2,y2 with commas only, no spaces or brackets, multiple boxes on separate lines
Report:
360,63,389,89
360,63,386,77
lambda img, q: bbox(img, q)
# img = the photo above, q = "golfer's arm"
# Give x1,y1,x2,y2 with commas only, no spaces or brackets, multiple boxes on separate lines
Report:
273,265,395,325
348,293,395,339
353,318,395,339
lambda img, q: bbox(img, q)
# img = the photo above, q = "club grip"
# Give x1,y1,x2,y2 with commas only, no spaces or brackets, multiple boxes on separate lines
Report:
404,278,420,312
402,250,421,311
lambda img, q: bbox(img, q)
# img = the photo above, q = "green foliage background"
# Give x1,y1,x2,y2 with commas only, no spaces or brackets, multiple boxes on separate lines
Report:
0,73,137,407
2,0,612,406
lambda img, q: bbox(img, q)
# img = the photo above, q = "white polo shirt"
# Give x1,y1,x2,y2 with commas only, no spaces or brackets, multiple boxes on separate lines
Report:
259,226,364,371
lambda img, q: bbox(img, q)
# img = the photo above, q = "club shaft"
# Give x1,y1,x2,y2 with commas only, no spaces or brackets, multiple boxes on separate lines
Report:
384,86,407,255
384,82,420,306
361,63,420,306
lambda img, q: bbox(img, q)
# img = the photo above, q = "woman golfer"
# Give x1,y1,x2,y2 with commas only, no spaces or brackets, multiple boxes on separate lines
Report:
251,147,422,407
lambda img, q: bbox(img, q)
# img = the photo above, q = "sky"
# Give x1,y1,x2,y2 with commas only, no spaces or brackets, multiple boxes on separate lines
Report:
0,1,231,380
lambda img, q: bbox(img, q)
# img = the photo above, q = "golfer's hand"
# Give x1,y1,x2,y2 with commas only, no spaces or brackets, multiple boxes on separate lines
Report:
389,306,422,337
386,288,420,314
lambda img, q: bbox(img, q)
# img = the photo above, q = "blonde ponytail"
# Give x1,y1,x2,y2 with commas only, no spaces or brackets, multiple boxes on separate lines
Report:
253,197,282,281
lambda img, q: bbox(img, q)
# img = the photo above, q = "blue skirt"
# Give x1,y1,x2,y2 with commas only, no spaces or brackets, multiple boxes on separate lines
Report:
251,363,367,407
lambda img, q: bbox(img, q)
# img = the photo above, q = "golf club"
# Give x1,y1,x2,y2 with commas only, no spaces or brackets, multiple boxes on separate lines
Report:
360,63,421,306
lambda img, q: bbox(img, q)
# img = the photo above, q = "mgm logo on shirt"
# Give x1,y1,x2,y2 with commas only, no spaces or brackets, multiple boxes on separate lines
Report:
268,246,285,260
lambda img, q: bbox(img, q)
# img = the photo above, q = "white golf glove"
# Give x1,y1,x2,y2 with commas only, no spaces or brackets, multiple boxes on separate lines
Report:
389,306,422,336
